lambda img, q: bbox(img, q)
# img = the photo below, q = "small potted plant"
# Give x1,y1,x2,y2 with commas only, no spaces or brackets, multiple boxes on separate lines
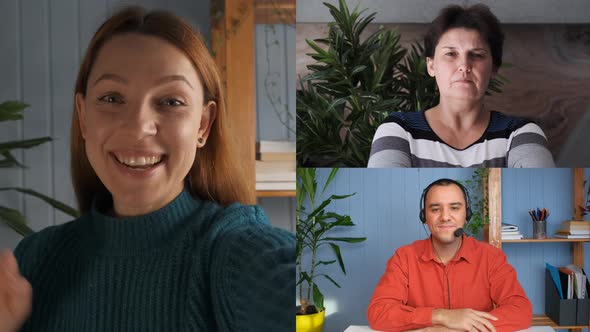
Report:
296,168,366,332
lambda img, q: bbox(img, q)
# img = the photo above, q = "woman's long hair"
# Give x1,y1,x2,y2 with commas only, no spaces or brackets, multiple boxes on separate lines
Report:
71,6,255,213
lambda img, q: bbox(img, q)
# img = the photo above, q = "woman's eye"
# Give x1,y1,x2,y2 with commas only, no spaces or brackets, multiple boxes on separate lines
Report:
159,98,185,107
98,95,123,104
471,53,484,58
445,52,456,57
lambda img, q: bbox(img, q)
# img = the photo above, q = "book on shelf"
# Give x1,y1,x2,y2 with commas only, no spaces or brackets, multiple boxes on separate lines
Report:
558,267,575,299
255,181,296,191
256,140,296,162
501,223,519,232
556,229,590,236
501,223,523,239
255,160,295,182
554,233,590,239
502,234,524,240
565,264,588,299
561,220,590,230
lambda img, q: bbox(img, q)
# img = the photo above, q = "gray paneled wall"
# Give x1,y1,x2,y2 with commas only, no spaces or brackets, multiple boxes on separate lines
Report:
255,24,296,141
255,23,296,233
0,1,295,249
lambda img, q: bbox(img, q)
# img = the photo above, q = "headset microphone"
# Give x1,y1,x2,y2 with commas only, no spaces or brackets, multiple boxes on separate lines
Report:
454,228,464,237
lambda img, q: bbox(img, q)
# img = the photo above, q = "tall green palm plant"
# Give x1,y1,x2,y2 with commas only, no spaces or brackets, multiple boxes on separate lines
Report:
296,168,366,315
0,101,79,236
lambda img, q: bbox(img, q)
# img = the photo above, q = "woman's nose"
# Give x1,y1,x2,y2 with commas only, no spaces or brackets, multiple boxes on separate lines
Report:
123,102,158,138
457,57,472,73
458,66,472,73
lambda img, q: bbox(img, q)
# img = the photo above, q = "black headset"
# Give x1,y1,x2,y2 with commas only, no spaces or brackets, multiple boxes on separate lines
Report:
419,178,472,224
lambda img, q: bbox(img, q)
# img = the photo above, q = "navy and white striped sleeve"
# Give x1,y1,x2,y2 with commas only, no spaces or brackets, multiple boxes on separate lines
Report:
368,122,411,168
507,123,555,167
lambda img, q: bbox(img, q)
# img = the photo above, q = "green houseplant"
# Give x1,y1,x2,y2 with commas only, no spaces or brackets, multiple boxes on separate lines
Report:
0,101,79,236
296,168,366,332
459,168,490,237
297,0,506,167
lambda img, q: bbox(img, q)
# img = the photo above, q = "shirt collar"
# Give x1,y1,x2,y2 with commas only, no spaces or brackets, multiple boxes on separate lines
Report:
420,234,474,264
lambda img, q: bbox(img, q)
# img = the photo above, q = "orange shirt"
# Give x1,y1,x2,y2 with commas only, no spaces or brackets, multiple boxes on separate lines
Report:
367,235,532,332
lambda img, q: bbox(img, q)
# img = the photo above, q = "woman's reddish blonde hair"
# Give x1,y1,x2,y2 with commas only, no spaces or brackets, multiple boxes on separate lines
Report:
71,6,255,213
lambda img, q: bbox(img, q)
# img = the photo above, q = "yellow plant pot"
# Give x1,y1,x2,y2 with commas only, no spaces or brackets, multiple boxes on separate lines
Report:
296,309,325,332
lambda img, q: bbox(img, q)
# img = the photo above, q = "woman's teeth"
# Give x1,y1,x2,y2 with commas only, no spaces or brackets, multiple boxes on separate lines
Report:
115,155,162,167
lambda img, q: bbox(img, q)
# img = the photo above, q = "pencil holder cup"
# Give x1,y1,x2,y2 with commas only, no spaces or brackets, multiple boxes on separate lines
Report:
533,219,547,239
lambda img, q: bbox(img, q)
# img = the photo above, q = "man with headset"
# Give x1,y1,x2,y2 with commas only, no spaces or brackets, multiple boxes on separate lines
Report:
367,179,532,332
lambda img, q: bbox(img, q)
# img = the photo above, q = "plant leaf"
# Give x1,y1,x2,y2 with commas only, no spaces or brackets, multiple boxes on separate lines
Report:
322,237,367,243
0,187,80,218
312,283,324,311
0,151,25,168
0,101,29,122
329,242,346,274
322,274,341,288
0,206,34,236
314,259,337,267
0,137,52,152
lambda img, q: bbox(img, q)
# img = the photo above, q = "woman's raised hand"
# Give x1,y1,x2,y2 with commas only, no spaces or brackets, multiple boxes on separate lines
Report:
0,250,32,332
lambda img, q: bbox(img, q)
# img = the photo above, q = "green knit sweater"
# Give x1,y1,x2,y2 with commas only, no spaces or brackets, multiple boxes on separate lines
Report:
14,189,295,331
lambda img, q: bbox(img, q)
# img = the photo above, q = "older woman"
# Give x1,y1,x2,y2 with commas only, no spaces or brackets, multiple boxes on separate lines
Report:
0,7,293,332
368,4,555,168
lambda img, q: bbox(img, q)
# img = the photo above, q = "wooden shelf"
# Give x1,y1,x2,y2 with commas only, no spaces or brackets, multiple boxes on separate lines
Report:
487,169,588,332
256,190,295,198
255,0,295,24
503,238,590,243
532,314,589,329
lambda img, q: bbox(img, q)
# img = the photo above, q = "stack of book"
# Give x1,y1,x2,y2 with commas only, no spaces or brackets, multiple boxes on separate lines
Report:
501,223,523,240
555,220,590,239
255,140,296,191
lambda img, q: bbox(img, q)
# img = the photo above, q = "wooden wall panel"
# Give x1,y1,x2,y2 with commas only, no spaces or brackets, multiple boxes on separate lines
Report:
296,23,590,160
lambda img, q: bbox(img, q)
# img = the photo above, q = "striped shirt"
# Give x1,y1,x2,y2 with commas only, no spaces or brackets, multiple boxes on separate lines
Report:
368,111,555,168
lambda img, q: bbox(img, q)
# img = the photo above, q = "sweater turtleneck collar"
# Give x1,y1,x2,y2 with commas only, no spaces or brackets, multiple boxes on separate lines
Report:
82,188,201,256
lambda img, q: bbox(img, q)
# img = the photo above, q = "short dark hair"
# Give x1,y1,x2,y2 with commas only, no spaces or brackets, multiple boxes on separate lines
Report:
424,4,504,70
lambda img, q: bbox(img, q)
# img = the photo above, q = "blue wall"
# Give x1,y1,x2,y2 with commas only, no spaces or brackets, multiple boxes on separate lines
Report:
303,168,590,332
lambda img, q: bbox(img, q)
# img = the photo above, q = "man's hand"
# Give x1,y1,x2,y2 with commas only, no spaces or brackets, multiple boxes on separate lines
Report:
0,250,32,332
407,326,465,332
433,308,498,332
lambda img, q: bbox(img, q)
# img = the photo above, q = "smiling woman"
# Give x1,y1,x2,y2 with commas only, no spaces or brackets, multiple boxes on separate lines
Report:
0,6,294,332
368,4,556,168
74,33,214,217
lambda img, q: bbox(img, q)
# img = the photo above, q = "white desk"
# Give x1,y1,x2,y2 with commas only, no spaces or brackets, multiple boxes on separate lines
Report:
344,326,555,332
